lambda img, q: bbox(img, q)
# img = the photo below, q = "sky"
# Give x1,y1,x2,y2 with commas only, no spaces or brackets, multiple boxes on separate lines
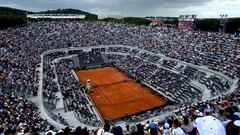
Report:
0,0,240,18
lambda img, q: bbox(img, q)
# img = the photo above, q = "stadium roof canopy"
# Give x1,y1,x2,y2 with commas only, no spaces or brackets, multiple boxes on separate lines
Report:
27,14,86,19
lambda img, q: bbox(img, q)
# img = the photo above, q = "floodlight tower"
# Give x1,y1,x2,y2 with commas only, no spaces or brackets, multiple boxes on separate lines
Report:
26,11,29,24
219,14,228,33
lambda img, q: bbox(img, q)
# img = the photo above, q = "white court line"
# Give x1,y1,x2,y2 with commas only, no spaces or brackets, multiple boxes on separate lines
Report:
92,78,112,105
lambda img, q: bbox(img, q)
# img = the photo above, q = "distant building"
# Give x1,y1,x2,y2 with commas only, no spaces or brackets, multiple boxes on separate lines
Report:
178,15,197,30
145,16,166,27
27,14,86,19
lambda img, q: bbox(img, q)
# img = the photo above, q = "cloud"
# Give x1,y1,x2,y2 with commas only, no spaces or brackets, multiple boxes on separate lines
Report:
0,0,239,17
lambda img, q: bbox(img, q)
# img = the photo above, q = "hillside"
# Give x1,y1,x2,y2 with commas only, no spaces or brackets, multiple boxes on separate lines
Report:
0,7,98,29
0,7,29,29
0,6,32,16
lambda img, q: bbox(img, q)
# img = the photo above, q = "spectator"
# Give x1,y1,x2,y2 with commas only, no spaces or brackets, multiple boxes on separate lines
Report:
195,116,226,135
0,128,4,135
181,117,195,134
46,125,56,135
222,112,232,127
114,126,123,135
63,127,71,135
171,119,185,135
226,121,238,135
162,122,171,135
104,123,113,135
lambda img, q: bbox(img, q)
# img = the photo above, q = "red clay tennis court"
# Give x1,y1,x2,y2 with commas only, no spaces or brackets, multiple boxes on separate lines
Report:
76,67,167,120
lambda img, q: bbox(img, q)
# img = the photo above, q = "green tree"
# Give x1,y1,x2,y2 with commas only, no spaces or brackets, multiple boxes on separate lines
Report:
195,19,220,32
226,18,240,33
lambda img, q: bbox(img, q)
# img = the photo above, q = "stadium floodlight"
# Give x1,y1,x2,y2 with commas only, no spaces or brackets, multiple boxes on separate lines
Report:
219,14,228,33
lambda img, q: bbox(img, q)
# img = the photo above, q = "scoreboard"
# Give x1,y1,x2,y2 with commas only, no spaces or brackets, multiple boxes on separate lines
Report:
178,15,197,30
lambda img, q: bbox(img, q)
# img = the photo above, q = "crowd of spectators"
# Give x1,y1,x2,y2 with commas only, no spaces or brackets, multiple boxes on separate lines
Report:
42,52,71,126
106,47,232,99
0,93,49,135
55,59,102,127
42,52,68,104
108,54,199,103
0,20,239,134
1,85,240,135
50,85,240,135
1,20,239,98
78,51,105,67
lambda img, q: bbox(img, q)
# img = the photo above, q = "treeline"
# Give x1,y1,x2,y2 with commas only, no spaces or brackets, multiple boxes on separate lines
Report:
0,7,98,29
102,17,152,26
0,7,29,29
195,19,220,32
0,6,240,33
195,18,240,33
225,18,240,33
0,16,26,29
